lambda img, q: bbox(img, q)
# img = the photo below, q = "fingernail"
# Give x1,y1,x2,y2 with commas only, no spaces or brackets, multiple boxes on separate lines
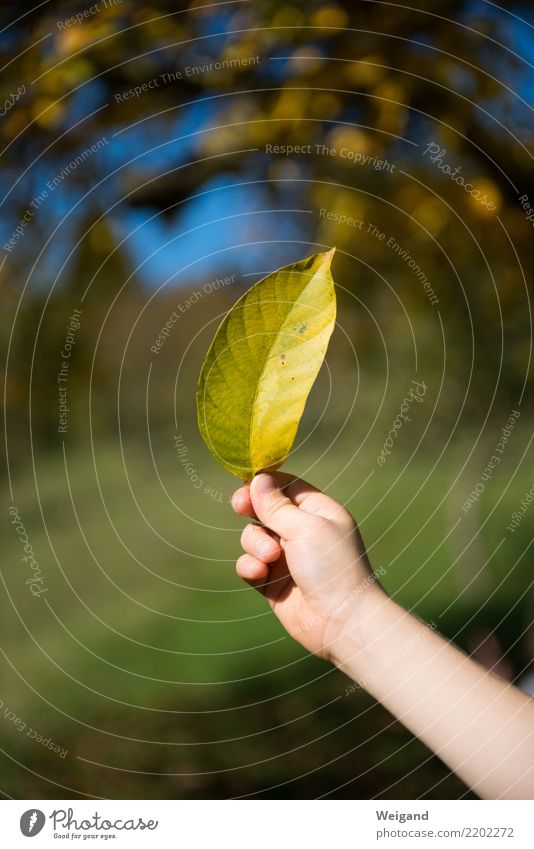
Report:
252,473,277,496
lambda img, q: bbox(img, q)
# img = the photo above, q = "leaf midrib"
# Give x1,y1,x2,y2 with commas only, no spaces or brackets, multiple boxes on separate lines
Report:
247,269,325,475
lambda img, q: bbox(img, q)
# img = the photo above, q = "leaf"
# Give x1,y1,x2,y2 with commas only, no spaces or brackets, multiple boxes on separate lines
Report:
196,248,337,479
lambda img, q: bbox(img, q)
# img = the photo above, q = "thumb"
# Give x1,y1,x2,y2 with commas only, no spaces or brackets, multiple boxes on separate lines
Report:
250,473,309,539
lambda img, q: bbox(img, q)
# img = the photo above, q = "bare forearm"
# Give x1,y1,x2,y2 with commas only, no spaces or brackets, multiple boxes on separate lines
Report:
334,591,534,799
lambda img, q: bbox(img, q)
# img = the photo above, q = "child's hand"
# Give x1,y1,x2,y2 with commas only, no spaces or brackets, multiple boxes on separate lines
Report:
232,472,534,800
231,472,383,662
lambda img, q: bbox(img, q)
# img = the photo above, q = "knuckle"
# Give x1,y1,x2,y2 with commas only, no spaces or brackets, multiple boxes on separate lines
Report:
336,510,356,531
263,490,288,513
240,523,259,548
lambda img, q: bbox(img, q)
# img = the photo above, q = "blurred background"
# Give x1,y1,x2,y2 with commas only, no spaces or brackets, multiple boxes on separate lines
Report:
1,0,533,799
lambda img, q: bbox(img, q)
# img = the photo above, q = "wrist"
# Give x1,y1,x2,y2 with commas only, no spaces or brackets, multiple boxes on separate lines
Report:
328,583,396,674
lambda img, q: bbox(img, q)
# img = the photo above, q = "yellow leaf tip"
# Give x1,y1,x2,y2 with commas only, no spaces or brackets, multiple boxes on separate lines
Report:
321,246,336,267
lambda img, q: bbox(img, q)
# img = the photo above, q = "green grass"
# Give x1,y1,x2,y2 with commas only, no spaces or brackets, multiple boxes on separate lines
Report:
1,432,532,798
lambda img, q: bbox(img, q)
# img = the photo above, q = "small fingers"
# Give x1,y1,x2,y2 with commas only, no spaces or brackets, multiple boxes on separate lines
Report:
240,523,282,562
236,553,270,585
231,484,256,518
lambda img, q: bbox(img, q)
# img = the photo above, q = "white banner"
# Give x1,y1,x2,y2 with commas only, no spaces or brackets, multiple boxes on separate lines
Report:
0,799,532,848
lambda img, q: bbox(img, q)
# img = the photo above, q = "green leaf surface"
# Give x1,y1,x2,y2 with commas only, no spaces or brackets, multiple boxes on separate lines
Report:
196,248,337,479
